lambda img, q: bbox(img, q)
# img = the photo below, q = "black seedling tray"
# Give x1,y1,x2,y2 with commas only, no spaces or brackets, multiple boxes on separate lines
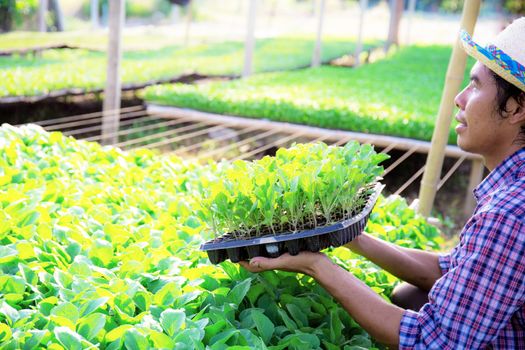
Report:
200,183,384,264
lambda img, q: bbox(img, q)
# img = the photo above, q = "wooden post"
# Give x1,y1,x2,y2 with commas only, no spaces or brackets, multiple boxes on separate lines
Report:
311,0,326,68
243,0,257,78
49,0,64,31
171,4,180,25
91,0,99,29
405,0,417,45
386,0,403,51
418,0,481,217
38,0,48,32
354,0,368,66
464,158,484,216
102,0,125,145
183,1,193,47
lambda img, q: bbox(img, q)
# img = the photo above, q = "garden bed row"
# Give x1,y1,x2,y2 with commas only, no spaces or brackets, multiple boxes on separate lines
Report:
144,45,474,144
0,37,376,99
0,123,442,349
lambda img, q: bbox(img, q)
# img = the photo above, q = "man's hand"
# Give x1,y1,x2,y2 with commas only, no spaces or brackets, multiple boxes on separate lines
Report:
239,251,330,277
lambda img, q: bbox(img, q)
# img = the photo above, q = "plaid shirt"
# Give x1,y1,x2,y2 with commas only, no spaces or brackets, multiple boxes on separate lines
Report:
399,148,525,349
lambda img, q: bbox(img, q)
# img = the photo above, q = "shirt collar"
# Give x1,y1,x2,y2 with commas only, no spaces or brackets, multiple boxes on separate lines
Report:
473,148,525,201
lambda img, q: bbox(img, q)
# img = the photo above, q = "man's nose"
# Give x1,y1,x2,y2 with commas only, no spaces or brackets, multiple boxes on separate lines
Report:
454,89,466,110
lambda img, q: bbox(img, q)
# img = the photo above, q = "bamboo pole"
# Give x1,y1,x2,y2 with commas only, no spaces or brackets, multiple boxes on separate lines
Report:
183,1,193,47
91,0,99,29
417,0,481,217
38,0,48,32
49,0,64,31
354,0,367,66
311,0,326,67
243,0,257,78
101,0,125,145
405,0,417,45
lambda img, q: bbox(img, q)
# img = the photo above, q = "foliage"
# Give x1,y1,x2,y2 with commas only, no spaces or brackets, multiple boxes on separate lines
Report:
0,124,442,349
0,0,37,32
0,37,375,98
200,142,388,238
144,45,473,144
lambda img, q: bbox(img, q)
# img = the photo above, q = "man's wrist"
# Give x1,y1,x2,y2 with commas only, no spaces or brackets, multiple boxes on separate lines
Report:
307,254,336,279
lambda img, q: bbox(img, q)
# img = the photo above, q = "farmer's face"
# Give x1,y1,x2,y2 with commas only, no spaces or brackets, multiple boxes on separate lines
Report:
454,62,508,158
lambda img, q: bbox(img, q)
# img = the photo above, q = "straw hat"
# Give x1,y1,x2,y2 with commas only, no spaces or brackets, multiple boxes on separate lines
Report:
460,17,525,92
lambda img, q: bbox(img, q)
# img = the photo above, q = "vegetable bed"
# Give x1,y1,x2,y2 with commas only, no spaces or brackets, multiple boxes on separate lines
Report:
0,124,442,349
0,37,376,98
144,45,474,144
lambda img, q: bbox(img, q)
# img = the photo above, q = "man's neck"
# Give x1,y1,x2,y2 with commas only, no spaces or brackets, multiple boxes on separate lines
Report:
484,145,523,171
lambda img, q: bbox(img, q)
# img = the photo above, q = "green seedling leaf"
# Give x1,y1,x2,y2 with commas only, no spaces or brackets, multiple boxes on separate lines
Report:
51,302,79,324
286,304,307,328
77,313,106,341
0,323,11,342
124,328,150,350
252,310,274,344
80,297,109,317
54,327,83,350
0,301,20,325
160,308,185,337
105,325,133,343
227,279,252,306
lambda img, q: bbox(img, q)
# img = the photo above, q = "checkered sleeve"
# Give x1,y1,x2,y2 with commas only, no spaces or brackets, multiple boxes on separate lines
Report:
398,211,525,349
437,252,452,275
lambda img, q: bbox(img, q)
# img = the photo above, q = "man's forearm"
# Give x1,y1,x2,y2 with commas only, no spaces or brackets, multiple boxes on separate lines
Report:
346,233,443,291
309,257,404,347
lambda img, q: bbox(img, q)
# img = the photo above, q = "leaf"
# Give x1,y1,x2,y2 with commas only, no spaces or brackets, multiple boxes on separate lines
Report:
210,329,239,345
0,275,25,294
79,297,109,317
149,330,175,349
153,281,180,307
0,323,11,342
0,301,20,326
0,246,18,264
227,279,252,306
54,326,83,350
252,310,274,344
124,328,150,350
286,304,307,328
23,330,47,350
105,325,133,343
160,309,185,337
77,313,106,341
51,302,79,324
277,309,297,331
329,309,343,344
347,334,372,348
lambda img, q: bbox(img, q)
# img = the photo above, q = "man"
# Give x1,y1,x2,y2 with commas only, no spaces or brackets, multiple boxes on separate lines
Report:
240,18,525,349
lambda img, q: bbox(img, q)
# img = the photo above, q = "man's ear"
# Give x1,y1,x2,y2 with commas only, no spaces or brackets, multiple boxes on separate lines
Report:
506,93,525,125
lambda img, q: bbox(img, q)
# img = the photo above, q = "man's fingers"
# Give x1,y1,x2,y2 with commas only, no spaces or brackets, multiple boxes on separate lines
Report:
239,257,278,272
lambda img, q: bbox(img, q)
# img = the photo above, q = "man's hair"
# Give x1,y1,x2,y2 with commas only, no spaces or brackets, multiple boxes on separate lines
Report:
491,71,525,146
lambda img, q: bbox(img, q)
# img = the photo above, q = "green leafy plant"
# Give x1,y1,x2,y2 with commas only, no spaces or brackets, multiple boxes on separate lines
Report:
200,142,389,239
0,37,376,98
0,124,442,349
144,45,474,144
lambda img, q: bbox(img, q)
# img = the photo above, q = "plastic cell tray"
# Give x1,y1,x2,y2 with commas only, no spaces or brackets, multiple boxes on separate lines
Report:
200,183,384,264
